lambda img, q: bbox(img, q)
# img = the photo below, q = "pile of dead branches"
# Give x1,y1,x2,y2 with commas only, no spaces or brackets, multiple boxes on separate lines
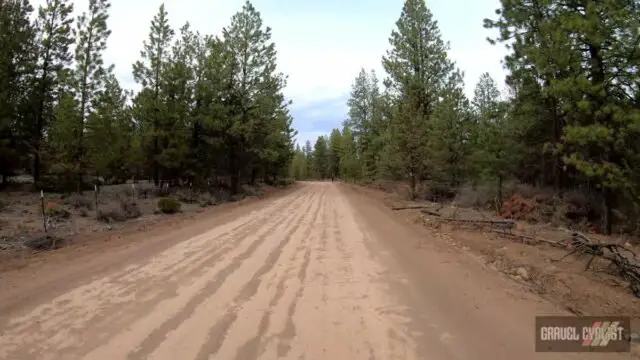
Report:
555,232,640,297
392,204,516,233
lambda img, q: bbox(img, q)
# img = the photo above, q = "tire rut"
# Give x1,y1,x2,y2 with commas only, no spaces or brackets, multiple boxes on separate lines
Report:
0,192,314,360
233,188,328,360
274,188,328,358
194,187,325,360
122,191,319,360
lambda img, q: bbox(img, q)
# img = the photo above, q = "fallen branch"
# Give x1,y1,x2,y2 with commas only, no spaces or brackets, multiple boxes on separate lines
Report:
441,218,516,230
392,205,435,211
442,218,515,225
419,209,442,217
489,229,562,247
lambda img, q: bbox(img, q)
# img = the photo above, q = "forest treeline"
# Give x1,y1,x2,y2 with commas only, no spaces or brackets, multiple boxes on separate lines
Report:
290,0,640,234
0,0,295,194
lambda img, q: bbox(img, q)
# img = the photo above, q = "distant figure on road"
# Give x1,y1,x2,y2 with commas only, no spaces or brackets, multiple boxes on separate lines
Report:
331,174,335,182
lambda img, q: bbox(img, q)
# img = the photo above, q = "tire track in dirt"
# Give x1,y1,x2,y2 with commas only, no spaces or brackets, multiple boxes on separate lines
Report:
122,189,322,360
192,186,325,360
75,193,314,341
88,190,319,360
230,192,321,360
1,182,633,360
231,187,329,360
0,188,314,360
1,191,304,335
271,188,327,359
278,185,419,360
108,189,311,286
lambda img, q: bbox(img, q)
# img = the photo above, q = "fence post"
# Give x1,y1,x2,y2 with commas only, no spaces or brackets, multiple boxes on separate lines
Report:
94,184,99,218
40,189,47,233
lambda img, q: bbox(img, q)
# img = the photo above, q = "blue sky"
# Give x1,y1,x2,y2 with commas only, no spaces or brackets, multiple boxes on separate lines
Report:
34,0,510,146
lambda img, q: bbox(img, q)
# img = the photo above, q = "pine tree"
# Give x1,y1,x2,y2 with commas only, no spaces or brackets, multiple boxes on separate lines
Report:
472,72,501,124
159,22,197,182
382,0,456,199
304,140,314,178
220,0,291,191
0,0,36,185
30,0,75,186
328,128,342,179
289,145,307,180
86,73,133,182
487,0,640,233
427,70,473,196
45,90,79,190
469,73,513,208
345,68,383,181
132,3,174,186
313,136,329,179
70,0,112,190
339,126,360,181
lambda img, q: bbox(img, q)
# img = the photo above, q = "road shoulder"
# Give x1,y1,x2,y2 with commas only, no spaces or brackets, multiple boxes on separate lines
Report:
338,182,631,359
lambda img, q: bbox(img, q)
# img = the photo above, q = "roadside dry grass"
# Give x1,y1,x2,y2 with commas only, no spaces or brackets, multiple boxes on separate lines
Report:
0,182,273,255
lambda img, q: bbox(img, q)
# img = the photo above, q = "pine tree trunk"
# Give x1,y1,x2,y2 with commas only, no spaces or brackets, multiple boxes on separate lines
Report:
497,175,503,212
33,148,41,188
250,167,257,185
601,187,613,235
410,172,417,200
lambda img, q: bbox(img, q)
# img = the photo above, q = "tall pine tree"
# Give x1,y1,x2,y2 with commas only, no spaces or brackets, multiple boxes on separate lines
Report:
30,0,74,186
382,0,456,198
70,0,112,189
132,3,174,185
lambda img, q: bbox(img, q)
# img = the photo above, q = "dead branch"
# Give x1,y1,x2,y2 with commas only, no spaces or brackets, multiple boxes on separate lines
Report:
489,230,562,247
419,209,442,217
392,205,436,211
553,232,640,298
441,218,516,228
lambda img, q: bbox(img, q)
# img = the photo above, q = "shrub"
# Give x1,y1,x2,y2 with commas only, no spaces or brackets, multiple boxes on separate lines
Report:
24,234,66,250
157,197,181,214
211,188,231,203
229,194,245,202
135,183,155,199
153,185,172,198
97,207,127,223
120,198,142,219
176,189,196,203
241,185,266,197
45,202,71,219
198,194,215,208
63,194,94,210
97,199,141,223
454,184,494,208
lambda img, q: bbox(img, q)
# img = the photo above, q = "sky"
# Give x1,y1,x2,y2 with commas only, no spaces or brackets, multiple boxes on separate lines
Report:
34,0,510,146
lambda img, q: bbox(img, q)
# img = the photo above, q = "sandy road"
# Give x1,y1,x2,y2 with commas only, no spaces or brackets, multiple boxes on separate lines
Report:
0,182,631,359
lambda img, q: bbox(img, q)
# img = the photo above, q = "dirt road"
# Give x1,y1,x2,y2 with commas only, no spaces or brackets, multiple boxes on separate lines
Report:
0,183,630,359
